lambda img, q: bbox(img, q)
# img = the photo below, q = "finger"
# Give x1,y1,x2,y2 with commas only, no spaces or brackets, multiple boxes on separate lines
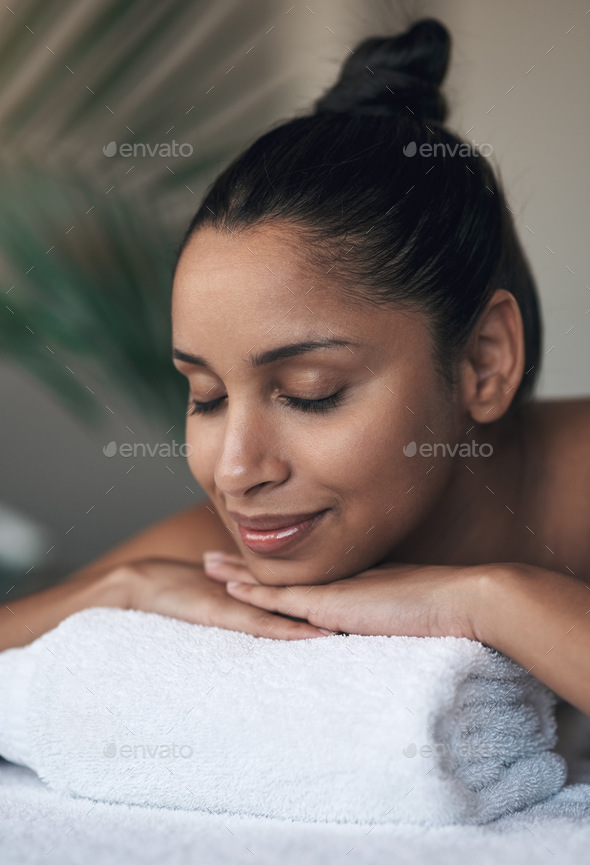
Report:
212,595,329,641
203,551,250,567
225,582,319,622
203,559,261,584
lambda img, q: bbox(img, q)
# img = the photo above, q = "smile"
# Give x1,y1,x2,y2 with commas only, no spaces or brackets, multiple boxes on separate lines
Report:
236,510,329,554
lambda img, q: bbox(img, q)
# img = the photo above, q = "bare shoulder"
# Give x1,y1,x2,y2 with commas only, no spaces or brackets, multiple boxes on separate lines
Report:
529,396,590,457
64,499,240,583
524,397,590,575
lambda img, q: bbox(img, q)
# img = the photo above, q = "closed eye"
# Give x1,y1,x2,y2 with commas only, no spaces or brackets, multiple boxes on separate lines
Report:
188,390,345,416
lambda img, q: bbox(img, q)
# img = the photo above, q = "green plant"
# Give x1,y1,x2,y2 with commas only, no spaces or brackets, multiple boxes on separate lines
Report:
0,0,284,430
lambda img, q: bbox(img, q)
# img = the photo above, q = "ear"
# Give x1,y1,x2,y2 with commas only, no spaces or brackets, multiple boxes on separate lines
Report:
458,289,525,423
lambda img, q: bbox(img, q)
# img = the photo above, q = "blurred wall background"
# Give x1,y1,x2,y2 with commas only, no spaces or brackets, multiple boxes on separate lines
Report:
1,0,588,596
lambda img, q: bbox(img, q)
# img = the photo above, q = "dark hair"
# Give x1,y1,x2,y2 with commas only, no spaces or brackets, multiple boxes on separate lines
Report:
173,17,542,411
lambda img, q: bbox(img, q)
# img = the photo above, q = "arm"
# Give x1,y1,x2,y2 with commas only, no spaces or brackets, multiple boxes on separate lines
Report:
0,502,322,652
474,564,590,717
202,555,590,716
0,567,129,652
0,500,234,652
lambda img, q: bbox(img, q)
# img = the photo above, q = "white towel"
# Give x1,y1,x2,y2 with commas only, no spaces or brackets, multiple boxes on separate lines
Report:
0,606,567,826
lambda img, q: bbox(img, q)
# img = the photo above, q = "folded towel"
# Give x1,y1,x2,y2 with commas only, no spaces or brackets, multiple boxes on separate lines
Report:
0,606,567,826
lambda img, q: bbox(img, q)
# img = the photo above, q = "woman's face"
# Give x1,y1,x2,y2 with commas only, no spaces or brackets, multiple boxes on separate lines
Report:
172,224,459,585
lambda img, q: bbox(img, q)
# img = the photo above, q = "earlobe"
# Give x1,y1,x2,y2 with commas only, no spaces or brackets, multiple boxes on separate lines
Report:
459,290,525,424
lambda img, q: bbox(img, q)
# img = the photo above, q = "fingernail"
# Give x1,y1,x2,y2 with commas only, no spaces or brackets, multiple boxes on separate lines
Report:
203,551,225,562
204,559,224,571
318,629,332,636
226,581,242,589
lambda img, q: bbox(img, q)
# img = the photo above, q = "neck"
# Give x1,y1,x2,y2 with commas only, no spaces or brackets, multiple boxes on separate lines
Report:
388,408,528,566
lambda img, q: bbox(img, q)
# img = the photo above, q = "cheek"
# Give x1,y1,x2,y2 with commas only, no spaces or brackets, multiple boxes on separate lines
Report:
368,395,455,542
315,399,424,497
185,424,217,492
323,394,454,556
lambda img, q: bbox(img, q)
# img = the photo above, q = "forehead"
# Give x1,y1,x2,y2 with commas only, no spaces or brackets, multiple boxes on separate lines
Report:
173,224,375,331
174,224,328,307
171,223,431,367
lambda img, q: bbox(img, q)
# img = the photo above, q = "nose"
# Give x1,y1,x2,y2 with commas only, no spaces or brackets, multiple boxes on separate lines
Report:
213,399,289,497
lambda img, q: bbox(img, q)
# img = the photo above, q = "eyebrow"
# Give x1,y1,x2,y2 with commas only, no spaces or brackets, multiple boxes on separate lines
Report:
172,337,358,371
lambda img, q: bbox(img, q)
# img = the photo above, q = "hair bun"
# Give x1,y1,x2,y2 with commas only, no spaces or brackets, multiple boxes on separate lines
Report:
313,18,450,124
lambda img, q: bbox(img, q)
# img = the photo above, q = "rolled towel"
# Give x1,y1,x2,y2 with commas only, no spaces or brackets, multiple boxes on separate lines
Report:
0,607,567,826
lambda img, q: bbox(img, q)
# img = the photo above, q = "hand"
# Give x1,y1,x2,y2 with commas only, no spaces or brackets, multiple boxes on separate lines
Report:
118,557,330,640
203,552,483,640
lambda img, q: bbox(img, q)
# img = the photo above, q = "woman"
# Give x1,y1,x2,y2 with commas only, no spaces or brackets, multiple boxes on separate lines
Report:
3,19,589,718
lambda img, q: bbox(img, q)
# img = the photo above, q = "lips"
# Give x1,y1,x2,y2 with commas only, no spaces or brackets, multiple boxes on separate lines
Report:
227,509,328,531
228,509,330,554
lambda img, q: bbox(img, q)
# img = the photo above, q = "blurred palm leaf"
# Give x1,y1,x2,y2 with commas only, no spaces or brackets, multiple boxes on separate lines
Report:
0,0,293,429
0,164,189,427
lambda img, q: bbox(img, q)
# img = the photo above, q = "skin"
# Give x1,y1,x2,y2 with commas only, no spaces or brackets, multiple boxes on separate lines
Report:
172,222,590,715
172,222,587,577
